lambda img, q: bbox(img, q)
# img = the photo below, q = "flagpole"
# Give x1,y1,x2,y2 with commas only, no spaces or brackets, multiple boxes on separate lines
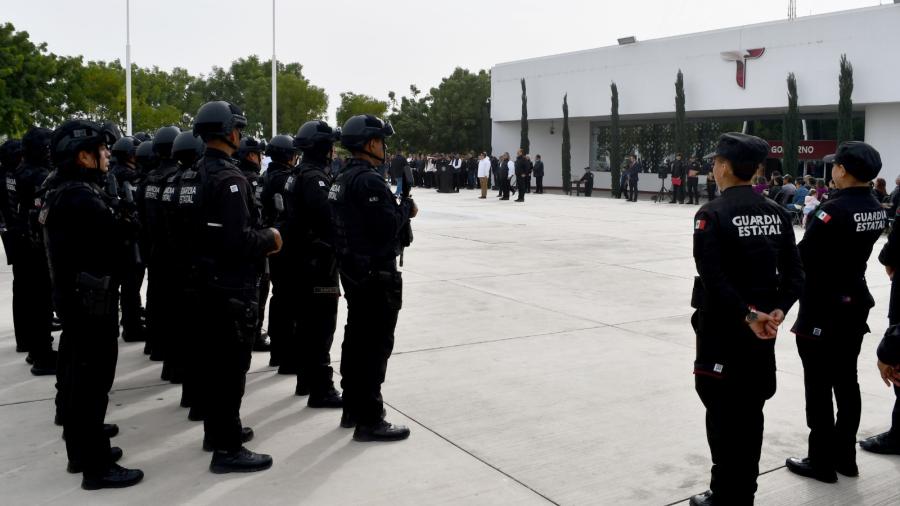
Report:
271,0,277,138
125,0,133,135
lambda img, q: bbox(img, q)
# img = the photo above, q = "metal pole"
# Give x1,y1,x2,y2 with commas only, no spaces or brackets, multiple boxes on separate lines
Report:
271,0,277,138
125,0,133,135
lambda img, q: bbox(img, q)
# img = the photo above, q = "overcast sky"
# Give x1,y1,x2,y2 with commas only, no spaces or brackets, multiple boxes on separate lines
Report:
2,0,884,125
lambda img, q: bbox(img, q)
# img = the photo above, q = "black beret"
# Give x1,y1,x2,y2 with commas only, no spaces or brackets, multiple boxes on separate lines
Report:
878,325,900,366
713,133,770,165
824,141,882,182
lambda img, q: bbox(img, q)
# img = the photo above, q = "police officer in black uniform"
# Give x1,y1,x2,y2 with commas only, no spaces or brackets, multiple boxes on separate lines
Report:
109,136,146,343
863,188,900,456
786,142,888,482
169,130,207,419
6,127,56,374
261,135,298,373
42,119,144,489
0,139,23,228
329,114,416,441
235,136,272,354
579,167,594,197
689,133,804,506
281,120,343,405
191,101,281,473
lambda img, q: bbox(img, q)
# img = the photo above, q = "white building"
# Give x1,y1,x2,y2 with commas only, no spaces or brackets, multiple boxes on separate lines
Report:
490,4,900,191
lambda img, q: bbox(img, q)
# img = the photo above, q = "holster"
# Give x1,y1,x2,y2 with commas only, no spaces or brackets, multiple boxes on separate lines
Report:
75,272,116,318
226,297,259,345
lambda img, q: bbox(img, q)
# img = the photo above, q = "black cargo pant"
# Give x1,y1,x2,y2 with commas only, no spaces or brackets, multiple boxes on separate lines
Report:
267,255,292,367
198,288,254,451
144,260,177,360
120,264,145,337
515,176,527,201
687,177,700,203
11,243,53,359
797,333,865,468
290,265,339,393
340,270,400,425
887,278,900,441
57,314,118,475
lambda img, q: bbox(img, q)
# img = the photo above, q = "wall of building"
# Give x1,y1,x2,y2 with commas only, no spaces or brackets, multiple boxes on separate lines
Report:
865,103,900,183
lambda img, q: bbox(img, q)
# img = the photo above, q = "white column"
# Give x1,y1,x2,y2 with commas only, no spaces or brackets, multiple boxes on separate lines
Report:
865,103,900,182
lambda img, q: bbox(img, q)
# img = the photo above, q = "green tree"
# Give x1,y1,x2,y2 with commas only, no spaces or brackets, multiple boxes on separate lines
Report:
388,86,432,153
561,94,571,194
783,73,801,177
0,23,61,136
520,78,529,154
674,70,687,155
609,82,622,197
427,68,490,153
837,54,854,146
336,92,388,128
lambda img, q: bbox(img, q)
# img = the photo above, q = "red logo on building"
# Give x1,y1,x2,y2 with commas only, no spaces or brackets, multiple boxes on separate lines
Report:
720,48,765,89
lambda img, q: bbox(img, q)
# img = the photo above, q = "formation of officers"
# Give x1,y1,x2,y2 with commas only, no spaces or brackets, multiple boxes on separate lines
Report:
0,103,416,490
689,133,900,506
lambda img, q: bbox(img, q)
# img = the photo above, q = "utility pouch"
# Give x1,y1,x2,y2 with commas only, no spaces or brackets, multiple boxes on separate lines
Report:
75,272,116,317
226,297,258,345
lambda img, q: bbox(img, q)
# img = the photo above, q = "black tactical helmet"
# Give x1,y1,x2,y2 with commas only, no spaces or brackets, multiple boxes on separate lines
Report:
135,140,157,171
0,139,23,167
237,136,266,159
133,131,152,143
50,119,117,168
265,134,298,161
294,120,340,150
192,101,247,142
153,125,181,157
22,127,54,163
111,136,139,159
339,115,394,152
172,130,204,167
101,121,123,143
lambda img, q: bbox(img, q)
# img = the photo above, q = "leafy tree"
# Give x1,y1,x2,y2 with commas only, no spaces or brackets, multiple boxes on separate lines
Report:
0,23,61,136
783,73,801,176
427,68,490,153
388,89,432,153
336,92,388,128
520,78,529,154
609,82,622,196
674,70,687,155
561,94,571,194
837,54,854,146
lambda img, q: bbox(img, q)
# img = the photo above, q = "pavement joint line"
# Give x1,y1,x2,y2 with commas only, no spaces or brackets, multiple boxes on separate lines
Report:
389,325,608,357
382,400,562,506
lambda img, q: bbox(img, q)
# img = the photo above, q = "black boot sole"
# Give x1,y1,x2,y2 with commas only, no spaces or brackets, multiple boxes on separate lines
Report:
209,461,272,474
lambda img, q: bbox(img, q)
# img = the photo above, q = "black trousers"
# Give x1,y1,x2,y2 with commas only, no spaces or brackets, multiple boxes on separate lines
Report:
707,183,718,201
524,176,531,193
628,180,639,201
11,249,53,360
199,290,254,451
687,178,700,203
340,272,400,425
696,374,768,506
797,334,864,468
120,265,144,335
535,175,543,193
500,175,510,199
671,184,684,203
58,316,118,475
515,176,526,201
267,256,293,366
887,277,900,439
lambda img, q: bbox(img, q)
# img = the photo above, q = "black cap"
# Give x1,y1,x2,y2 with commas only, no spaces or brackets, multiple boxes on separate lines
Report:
824,141,882,182
712,133,769,165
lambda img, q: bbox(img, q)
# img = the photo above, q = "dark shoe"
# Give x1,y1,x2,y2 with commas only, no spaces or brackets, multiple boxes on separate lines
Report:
307,388,343,408
514,198,524,202
835,461,859,477
209,446,272,474
160,363,171,382
689,490,716,506
785,457,837,483
188,406,206,422
104,423,120,438
149,350,164,362
268,354,280,367
81,464,144,490
180,393,192,408
353,419,410,442
252,336,271,352
68,446,123,473
168,367,183,385
143,342,152,355
294,380,310,397
30,362,57,376
278,363,299,375
54,413,62,426
500,197,509,201
203,427,254,452
25,354,34,365
860,432,900,455
121,327,145,342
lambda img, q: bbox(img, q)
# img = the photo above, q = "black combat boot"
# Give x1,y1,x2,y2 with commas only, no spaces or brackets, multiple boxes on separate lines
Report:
353,419,410,442
785,457,838,483
81,464,144,490
209,447,272,474
307,387,343,409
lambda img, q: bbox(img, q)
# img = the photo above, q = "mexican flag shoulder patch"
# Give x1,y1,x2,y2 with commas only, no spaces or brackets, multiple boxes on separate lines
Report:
695,219,707,231
816,210,832,223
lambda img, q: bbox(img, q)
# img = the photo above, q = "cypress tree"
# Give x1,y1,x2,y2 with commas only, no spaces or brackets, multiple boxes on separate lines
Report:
520,78,530,154
837,54,854,145
562,94,571,194
610,82,622,197
674,70,687,155
783,73,801,177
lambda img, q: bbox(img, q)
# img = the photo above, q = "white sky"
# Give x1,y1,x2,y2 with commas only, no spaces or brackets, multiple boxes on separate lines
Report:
1,0,884,124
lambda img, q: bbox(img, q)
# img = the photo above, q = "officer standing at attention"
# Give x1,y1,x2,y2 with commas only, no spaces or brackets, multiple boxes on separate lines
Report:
109,136,146,343
6,127,56,374
42,119,144,489
191,101,281,473
689,133,804,506
261,135,298,374
329,115,416,441
282,120,343,405
514,149,528,202
579,167,595,197
235,136,272,354
785,142,888,483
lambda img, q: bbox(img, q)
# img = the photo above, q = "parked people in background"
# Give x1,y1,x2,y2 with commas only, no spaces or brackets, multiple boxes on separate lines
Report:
752,175,768,194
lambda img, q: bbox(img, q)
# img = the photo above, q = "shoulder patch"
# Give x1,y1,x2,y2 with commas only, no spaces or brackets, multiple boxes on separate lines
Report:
695,218,707,231
230,184,239,193
815,210,831,223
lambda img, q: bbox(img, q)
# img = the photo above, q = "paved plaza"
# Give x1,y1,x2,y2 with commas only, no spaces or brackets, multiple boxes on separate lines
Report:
1,188,899,505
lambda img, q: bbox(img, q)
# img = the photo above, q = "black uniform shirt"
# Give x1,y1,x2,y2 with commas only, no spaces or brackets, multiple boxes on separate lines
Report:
6,160,50,241
692,184,804,376
793,186,887,338
260,161,292,229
